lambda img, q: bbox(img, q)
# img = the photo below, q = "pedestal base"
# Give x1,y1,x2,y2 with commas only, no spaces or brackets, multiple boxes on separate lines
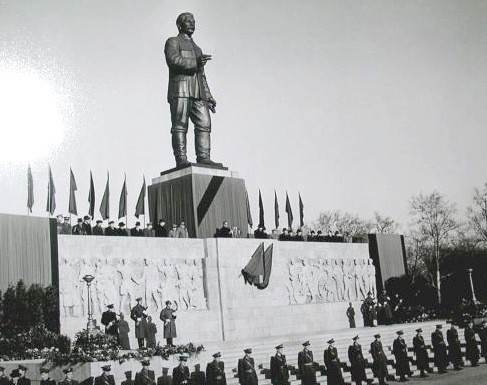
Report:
148,165,249,238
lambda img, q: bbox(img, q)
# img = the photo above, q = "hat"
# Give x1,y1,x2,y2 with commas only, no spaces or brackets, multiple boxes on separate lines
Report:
244,348,252,354
416,328,423,333
141,359,150,366
213,352,221,358
119,222,125,227
96,220,103,224
436,324,442,329
101,365,111,372
109,220,115,225
352,335,359,341
84,215,90,220
275,344,283,350
179,356,188,362
63,368,73,374
40,368,50,374
396,330,404,335
107,304,114,309
302,341,310,346
77,218,83,222
327,338,335,344
374,334,381,338
136,297,142,301
135,221,141,226
18,365,28,372
165,300,171,305
124,371,132,377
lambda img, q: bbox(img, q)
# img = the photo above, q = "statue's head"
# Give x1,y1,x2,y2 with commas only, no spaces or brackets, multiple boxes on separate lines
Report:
176,13,195,35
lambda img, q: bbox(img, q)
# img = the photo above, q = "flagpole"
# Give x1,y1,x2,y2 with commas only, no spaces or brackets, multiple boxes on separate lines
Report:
125,174,128,229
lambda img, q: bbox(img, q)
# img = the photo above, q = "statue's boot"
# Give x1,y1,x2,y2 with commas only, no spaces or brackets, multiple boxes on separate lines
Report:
172,132,190,167
195,131,222,167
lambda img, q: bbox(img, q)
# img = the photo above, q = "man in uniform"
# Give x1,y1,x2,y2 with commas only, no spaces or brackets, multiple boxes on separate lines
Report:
146,316,158,349
238,348,258,385
361,292,375,327
464,319,480,367
135,359,155,385
346,303,356,328
156,369,172,385
160,300,178,346
431,324,448,373
446,322,463,370
270,344,289,385
164,12,219,167
72,218,85,235
82,215,93,235
323,338,344,385
60,216,71,234
206,352,226,385
105,221,117,236
118,222,128,236
144,223,155,237
191,365,205,385
93,220,104,235
0,367,9,385
348,336,367,385
155,220,168,237
131,222,144,237
101,304,118,338
17,366,31,385
131,297,148,349
172,357,190,385
215,221,233,238
94,365,115,385
479,320,487,363
59,368,78,385
40,368,55,385
298,341,317,385
412,328,430,377
392,330,410,382
370,334,388,385
122,372,134,385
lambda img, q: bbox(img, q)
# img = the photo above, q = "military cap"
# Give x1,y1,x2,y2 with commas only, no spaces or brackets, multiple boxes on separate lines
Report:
436,324,442,329
136,297,142,301
107,304,114,309
275,344,283,350
101,365,111,371
327,338,335,344
83,215,91,220
396,330,404,335
352,335,359,341
141,359,151,366
302,341,310,346
244,348,252,354
165,300,171,305
109,220,115,225
213,352,221,358
179,356,188,362
96,220,103,224
40,368,50,374
135,221,141,226
124,371,132,377
18,365,28,372
63,368,73,374
10,370,20,378
77,218,83,223
415,328,422,332
119,222,125,227
374,334,381,338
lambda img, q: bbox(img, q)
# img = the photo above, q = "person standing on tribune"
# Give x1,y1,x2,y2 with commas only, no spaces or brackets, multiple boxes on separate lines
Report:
160,300,178,346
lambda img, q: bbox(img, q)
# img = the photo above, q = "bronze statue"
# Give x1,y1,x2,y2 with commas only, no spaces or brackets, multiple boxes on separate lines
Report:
164,12,220,167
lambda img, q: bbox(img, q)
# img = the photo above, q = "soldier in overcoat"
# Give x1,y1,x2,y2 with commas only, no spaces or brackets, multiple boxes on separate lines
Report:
464,320,480,367
297,341,317,385
412,328,430,377
370,334,388,385
101,304,118,337
270,344,289,385
94,366,116,385
392,330,410,382
160,300,178,346
17,366,31,385
39,369,56,385
348,336,367,385
431,324,448,373
238,349,258,385
323,339,344,385
135,360,155,385
446,323,463,370
172,357,190,385
206,352,226,385
131,297,148,349
59,368,78,385
0,367,9,385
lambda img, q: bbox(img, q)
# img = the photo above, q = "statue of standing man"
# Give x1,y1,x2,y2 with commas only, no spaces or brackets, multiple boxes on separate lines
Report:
164,13,221,167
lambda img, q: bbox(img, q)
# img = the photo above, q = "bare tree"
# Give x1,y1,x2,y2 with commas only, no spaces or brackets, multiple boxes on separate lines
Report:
316,211,372,237
372,212,398,233
409,192,460,304
467,182,487,243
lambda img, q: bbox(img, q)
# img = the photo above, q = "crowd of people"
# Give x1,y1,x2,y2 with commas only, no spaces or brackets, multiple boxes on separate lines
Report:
357,291,408,327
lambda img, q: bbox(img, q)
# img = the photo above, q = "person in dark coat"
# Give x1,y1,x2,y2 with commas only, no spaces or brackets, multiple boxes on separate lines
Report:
294,229,305,241
254,226,268,239
144,223,155,237
155,220,168,237
157,369,172,385
479,321,487,363
0,367,10,385
105,221,117,236
146,316,157,349
377,290,393,325
118,313,131,350
278,228,289,241
370,334,388,385
446,323,463,370
464,320,480,367
60,217,72,234
346,303,356,328
135,360,155,385
94,366,116,385
118,222,129,236
412,328,430,377
160,300,177,346
72,218,86,235
298,341,317,385
190,364,205,385
206,352,226,385
173,357,190,385
215,221,233,238
270,344,289,385
431,324,448,373
39,368,55,385
392,330,410,382
93,220,104,235
82,216,93,235
238,349,258,385
122,372,134,385
17,366,31,385
348,336,367,385
323,339,344,385
131,222,145,237
131,297,148,349
59,368,78,385
101,304,118,337
361,293,375,327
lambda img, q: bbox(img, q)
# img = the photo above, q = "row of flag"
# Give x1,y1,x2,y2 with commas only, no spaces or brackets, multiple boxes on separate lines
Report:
27,165,146,220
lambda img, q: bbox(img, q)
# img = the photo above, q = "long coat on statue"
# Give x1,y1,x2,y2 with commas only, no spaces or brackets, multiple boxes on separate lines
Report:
412,335,429,371
172,365,190,385
348,343,367,382
206,361,226,385
160,308,177,339
370,340,388,378
94,374,116,385
131,303,148,339
135,369,155,385
238,356,258,385
464,326,480,364
446,328,463,367
392,338,410,377
298,349,317,385
431,330,448,370
323,346,344,385
270,354,290,385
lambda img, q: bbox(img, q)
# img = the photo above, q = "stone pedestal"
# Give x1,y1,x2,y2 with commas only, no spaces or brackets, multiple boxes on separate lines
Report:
148,164,249,238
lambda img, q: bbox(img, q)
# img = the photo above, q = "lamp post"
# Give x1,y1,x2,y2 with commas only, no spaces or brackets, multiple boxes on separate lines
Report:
466,268,479,304
82,274,95,331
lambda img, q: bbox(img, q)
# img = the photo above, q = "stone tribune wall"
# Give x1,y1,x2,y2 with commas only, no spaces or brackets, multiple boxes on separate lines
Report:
58,236,373,344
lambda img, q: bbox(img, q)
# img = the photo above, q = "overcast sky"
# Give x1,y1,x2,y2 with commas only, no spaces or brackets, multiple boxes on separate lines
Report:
0,0,486,230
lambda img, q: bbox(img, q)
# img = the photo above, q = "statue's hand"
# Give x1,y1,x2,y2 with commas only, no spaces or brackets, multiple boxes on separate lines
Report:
208,97,217,113
198,54,212,67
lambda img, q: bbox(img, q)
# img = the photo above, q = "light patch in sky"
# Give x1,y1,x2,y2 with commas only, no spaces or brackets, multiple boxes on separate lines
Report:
0,69,65,163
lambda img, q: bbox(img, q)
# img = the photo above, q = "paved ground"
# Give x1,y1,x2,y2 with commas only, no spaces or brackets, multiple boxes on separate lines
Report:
388,363,487,385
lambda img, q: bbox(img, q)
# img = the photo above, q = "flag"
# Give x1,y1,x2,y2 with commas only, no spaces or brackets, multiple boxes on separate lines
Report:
299,193,304,228
100,173,110,220
88,171,95,218
68,168,78,215
285,192,293,229
274,190,279,229
258,189,265,228
135,176,146,218
27,164,34,213
241,243,273,290
118,176,127,219
46,165,56,215
245,189,253,228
